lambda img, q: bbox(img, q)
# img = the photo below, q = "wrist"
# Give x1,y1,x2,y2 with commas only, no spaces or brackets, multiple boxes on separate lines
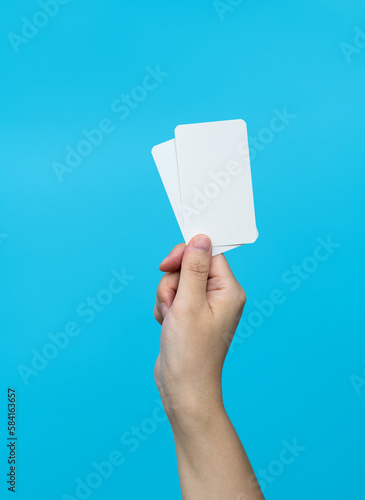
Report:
169,399,229,457
160,386,225,431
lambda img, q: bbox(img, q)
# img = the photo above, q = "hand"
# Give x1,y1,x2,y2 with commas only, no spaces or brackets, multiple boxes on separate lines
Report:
154,234,246,420
153,235,264,500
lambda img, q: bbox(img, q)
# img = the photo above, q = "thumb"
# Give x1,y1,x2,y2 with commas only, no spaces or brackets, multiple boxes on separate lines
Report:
176,234,212,308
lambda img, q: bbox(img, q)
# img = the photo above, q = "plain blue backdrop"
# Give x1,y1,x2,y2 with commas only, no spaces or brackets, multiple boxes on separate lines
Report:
1,1,365,499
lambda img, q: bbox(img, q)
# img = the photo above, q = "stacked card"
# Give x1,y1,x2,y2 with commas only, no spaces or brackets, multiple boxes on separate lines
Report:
152,119,258,256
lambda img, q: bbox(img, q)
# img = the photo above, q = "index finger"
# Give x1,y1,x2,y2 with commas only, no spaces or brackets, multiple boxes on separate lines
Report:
159,242,186,273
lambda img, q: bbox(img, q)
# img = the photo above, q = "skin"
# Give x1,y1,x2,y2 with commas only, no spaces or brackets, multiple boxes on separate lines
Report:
154,234,264,500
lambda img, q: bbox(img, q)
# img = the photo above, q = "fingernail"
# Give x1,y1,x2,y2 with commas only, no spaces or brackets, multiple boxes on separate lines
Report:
193,235,211,252
160,303,169,318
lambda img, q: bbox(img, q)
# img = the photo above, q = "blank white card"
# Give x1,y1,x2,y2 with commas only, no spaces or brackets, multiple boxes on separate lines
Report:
174,119,258,247
151,139,239,256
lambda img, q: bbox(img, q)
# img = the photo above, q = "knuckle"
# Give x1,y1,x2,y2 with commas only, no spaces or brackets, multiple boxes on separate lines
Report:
237,285,247,307
187,259,209,279
156,272,177,302
154,313,162,325
156,283,163,300
175,242,186,252
153,303,162,323
156,279,168,302
231,283,246,307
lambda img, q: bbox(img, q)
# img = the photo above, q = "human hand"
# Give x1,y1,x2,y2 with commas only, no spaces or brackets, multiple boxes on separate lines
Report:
154,236,264,500
154,234,246,421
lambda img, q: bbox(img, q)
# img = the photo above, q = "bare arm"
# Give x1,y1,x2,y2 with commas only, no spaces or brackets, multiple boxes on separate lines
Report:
154,235,264,500
170,404,262,499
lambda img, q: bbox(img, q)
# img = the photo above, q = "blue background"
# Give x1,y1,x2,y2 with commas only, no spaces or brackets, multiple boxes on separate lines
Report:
1,0,365,499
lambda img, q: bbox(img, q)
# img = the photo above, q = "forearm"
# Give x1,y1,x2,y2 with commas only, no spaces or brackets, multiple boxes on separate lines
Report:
155,238,263,498
169,402,264,500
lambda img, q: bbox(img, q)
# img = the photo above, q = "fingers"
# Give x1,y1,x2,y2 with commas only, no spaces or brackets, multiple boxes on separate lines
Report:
159,243,186,273
155,243,185,324
154,271,180,324
209,253,247,308
154,302,163,325
157,271,180,307
175,234,212,309
154,301,169,325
